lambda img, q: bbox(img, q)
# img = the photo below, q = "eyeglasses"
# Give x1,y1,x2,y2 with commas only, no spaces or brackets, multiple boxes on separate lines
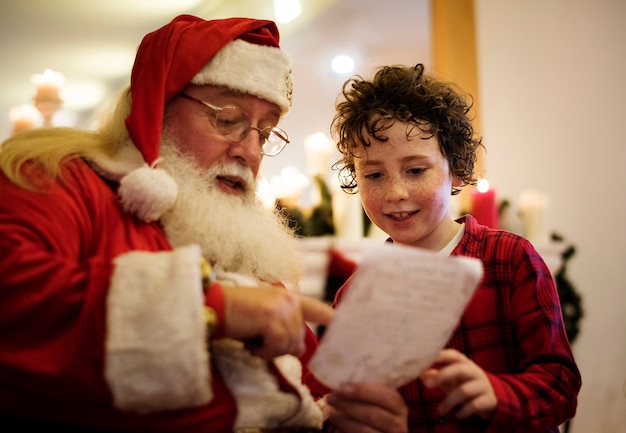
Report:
179,93,289,157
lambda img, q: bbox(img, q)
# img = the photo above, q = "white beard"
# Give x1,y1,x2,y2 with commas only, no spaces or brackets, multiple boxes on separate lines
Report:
157,142,303,291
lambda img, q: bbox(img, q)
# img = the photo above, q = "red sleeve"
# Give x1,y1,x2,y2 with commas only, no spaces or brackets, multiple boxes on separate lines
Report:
454,219,580,432
0,163,123,406
483,242,581,432
300,326,331,398
204,281,226,338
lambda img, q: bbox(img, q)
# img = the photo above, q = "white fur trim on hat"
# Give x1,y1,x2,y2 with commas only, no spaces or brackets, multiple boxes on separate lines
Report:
191,39,293,113
105,245,211,413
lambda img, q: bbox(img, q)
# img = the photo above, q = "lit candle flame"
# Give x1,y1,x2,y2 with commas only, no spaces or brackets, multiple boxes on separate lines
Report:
476,178,490,193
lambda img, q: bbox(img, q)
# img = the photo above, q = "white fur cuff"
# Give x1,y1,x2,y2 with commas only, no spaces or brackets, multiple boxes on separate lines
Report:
105,245,211,413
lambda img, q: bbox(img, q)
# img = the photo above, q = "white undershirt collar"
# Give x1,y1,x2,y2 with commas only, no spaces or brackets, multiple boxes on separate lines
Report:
437,222,465,256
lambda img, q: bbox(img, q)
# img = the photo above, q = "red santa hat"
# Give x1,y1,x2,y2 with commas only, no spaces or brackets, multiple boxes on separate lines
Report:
108,15,293,221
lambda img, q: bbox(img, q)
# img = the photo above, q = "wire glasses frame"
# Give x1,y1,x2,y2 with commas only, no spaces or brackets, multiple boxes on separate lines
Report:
179,92,290,157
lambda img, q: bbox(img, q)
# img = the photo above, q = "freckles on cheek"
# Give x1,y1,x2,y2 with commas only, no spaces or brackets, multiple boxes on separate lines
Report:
359,186,383,212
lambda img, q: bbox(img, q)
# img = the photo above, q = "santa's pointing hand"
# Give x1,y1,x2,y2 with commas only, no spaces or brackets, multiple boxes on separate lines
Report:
215,284,334,360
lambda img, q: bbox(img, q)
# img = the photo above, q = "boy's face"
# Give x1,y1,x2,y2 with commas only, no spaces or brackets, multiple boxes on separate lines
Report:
354,120,462,251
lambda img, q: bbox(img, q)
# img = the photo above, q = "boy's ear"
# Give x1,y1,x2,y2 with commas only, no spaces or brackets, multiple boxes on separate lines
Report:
452,176,464,187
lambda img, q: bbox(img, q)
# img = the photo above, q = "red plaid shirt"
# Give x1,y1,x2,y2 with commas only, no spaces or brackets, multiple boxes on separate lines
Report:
332,215,581,433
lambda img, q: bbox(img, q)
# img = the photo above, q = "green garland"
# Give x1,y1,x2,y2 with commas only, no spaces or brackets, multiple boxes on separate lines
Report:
276,175,335,238
551,232,584,344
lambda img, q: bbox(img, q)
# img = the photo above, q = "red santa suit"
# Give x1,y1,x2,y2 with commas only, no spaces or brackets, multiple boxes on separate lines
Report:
0,157,323,432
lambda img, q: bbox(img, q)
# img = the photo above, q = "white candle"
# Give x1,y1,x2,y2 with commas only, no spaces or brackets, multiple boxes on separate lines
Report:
256,177,277,209
270,166,309,208
9,104,41,135
31,69,64,101
331,177,363,241
304,132,333,176
519,189,550,244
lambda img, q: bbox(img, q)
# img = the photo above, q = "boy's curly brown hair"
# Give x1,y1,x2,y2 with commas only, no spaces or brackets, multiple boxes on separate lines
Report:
331,63,483,195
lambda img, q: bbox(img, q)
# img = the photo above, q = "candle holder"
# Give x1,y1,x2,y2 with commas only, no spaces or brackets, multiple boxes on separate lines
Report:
33,97,62,128
9,104,41,136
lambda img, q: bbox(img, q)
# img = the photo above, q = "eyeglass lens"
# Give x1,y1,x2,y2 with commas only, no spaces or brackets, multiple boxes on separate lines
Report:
214,107,287,156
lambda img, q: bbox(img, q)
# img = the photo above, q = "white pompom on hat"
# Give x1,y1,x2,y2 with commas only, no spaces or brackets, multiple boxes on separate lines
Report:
93,15,293,222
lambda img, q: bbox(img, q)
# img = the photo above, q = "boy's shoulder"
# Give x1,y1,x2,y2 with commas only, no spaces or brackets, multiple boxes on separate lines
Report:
458,214,536,260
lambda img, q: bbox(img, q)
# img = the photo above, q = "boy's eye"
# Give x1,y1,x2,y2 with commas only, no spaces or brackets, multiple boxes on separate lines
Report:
408,167,426,175
364,172,383,180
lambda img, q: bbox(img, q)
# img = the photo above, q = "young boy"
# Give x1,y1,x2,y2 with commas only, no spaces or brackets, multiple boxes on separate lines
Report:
329,63,581,432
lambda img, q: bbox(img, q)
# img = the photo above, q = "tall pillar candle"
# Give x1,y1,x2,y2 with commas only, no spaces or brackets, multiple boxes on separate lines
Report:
470,181,498,228
304,132,333,177
332,178,363,241
337,193,363,241
519,189,550,244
